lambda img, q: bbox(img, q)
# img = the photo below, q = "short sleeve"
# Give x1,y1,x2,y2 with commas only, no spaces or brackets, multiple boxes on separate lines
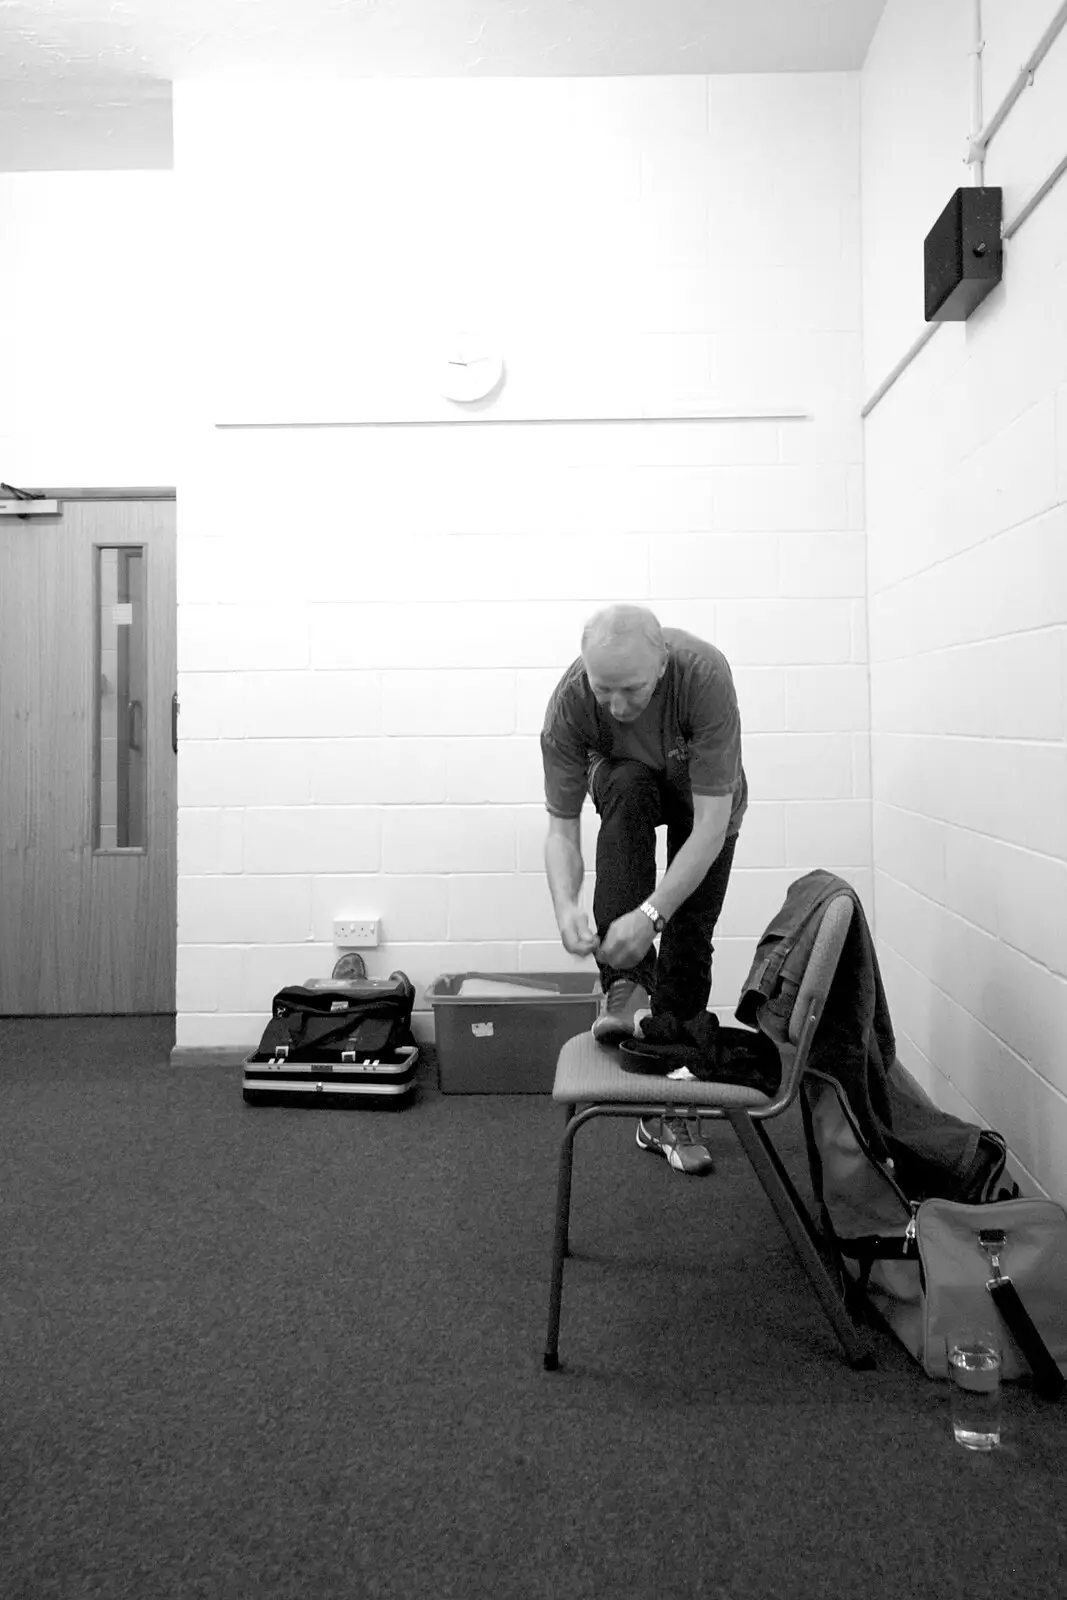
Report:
541,670,591,818
541,730,589,818
684,657,743,798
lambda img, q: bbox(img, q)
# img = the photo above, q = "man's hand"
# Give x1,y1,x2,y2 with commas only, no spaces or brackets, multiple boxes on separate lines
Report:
558,905,600,958
598,909,656,969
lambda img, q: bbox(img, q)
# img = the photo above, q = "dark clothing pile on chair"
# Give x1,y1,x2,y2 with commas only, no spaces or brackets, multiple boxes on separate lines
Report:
618,1012,781,1097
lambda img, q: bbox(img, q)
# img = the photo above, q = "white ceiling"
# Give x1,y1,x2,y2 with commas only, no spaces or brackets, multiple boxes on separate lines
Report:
0,0,887,170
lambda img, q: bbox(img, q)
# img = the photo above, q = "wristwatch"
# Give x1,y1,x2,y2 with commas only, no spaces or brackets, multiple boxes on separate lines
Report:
639,900,666,934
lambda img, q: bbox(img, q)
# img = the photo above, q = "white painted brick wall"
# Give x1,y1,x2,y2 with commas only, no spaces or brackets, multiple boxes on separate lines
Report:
730,803,787,869
714,600,855,665
241,673,381,739
178,875,312,945
381,809,516,876
443,739,544,804
864,1,1067,1200
167,71,866,1051
872,633,1065,741
732,669,788,732
242,809,382,875
309,741,448,805
178,741,312,808
743,735,854,800
178,809,245,876
310,875,450,944
0,173,177,485
383,672,516,737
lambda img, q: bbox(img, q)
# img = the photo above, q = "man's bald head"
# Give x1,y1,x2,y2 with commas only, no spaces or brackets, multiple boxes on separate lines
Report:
581,605,666,659
580,606,668,723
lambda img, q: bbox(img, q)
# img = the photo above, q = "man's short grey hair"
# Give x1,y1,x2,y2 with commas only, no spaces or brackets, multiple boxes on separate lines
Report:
581,604,666,658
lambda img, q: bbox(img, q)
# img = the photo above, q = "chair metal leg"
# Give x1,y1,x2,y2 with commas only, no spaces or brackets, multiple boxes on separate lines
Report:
726,1109,874,1369
543,1102,578,1372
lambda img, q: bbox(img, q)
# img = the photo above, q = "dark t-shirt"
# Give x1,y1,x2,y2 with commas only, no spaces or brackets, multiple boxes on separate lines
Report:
540,627,747,834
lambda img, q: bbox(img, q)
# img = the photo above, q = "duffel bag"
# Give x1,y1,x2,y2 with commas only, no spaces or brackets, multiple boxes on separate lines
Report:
256,971,416,1062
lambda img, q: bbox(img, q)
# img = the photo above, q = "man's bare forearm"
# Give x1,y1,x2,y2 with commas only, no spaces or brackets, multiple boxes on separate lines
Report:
545,830,584,919
654,827,727,921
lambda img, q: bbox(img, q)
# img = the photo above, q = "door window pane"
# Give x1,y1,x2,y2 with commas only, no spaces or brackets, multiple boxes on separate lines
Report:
95,546,146,850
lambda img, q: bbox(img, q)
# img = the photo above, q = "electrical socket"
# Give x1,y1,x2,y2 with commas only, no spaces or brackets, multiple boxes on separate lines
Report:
333,917,380,947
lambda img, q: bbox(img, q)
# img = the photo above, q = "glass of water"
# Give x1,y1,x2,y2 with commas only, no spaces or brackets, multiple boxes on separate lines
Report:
946,1332,1002,1451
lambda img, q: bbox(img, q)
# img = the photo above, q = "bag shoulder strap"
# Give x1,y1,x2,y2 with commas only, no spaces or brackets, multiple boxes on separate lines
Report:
980,1227,1066,1401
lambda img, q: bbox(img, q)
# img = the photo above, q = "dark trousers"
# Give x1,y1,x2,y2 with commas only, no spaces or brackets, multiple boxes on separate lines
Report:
589,758,737,1021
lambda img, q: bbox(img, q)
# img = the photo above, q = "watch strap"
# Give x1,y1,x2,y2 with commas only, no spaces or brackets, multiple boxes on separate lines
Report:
639,900,666,933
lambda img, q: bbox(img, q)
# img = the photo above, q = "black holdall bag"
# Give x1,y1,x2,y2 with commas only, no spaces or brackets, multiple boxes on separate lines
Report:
255,972,416,1061
244,971,418,1108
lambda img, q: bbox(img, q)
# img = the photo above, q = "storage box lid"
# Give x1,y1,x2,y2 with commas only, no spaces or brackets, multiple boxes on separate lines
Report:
426,971,601,1005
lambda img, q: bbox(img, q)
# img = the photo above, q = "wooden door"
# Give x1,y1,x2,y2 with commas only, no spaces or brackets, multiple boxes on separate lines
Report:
0,499,176,1012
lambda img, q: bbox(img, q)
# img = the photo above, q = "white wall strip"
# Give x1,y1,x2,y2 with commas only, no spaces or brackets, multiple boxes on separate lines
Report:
215,410,811,430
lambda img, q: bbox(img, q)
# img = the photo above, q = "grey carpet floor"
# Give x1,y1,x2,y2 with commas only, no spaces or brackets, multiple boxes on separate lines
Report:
1,1017,1065,1600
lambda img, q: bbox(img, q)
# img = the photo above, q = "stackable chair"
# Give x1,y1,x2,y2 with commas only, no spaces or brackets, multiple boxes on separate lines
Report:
543,891,871,1372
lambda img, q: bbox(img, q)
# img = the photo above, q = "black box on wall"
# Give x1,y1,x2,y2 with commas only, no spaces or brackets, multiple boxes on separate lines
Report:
924,186,1003,321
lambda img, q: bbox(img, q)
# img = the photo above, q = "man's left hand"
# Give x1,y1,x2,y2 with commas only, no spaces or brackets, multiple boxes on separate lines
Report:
598,909,657,969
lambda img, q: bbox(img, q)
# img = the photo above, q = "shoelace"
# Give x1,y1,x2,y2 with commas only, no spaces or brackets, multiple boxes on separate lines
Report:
655,1113,705,1146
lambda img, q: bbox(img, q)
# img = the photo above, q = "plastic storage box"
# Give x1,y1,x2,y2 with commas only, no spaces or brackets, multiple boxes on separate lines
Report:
426,972,602,1093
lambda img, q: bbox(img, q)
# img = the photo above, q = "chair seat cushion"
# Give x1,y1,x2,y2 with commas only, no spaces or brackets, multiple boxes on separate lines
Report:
553,1033,772,1109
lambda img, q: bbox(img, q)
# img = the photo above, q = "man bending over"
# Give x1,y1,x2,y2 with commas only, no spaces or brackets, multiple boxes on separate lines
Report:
540,604,747,1175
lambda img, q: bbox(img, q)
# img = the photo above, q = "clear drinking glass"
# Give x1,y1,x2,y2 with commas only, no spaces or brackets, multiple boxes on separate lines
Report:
946,1332,1002,1450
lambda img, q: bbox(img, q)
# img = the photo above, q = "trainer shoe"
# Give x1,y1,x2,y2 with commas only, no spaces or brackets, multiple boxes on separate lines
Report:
636,1115,715,1176
591,979,651,1046
332,952,367,980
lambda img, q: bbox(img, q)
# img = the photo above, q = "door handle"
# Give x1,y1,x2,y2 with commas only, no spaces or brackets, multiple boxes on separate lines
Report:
171,691,179,754
128,699,143,753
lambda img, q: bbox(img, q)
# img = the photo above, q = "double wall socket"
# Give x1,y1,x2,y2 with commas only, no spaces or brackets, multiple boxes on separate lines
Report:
333,918,380,947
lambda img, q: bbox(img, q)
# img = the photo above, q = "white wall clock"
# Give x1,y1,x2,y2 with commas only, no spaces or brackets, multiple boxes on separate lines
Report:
437,338,504,403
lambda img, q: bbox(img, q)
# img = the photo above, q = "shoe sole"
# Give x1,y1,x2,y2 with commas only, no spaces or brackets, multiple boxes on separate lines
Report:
591,1018,634,1044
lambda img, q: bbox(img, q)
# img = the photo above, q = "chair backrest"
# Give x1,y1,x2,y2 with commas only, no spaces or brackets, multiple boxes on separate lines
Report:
751,896,857,1120
788,893,854,1049
754,893,854,1113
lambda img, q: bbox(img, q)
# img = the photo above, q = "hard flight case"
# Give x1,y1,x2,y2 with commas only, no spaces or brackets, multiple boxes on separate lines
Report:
242,1043,420,1107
